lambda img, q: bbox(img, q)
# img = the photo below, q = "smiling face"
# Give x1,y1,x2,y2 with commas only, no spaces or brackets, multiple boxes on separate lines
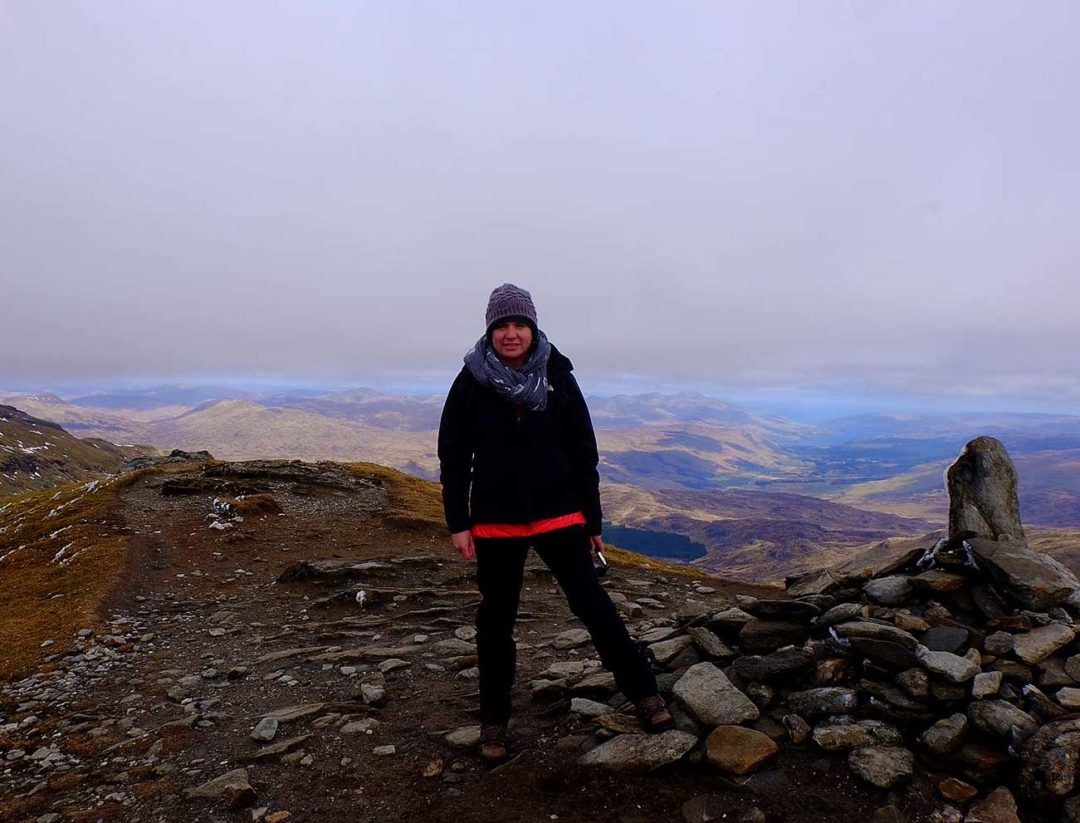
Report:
490,319,534,368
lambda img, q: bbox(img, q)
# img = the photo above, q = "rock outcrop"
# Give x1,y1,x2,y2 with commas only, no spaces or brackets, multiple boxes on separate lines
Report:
567,436,1080,817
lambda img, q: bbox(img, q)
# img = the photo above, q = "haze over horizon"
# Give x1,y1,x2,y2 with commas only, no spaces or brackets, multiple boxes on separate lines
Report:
4,3,1079,411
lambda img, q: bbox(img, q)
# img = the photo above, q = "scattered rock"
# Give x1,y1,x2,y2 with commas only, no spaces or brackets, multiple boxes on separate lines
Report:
916,646,980,683
785,688,858,718
739,620,808,653
672,663,760,727
423,758,444,778
732,648,815,683
938,777,978,803
553,628,590,650
648,635,694,664
445,726,481,748
864,576,912,606
967,700,1037,741
265,703,327,723
705,726,778,775
965,786,1020,823
848,746,914,788
782,714,811,745
687,627,735,659
239,735,312,762
595,714,645,734
970,538,1080,611
972,672,1002,699
921,626,970,654
578,730,697,772
340,718,380,735
570,697,615,718
812,719,903,752
251,717,279,742
1012,623,1076,665
184,768,254,800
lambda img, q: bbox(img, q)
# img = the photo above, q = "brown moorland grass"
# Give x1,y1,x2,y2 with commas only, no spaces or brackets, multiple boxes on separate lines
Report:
345,461,446,527
0,470,157,681
0,461,441,681
0,457,777,682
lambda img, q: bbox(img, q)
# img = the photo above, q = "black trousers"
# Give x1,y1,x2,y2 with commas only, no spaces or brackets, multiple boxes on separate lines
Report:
474,525,658,726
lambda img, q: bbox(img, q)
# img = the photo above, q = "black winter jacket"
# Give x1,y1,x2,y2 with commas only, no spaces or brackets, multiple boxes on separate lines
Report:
437,344,603,536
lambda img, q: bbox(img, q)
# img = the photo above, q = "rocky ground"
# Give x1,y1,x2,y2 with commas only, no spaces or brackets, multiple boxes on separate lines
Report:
2,446,1079,822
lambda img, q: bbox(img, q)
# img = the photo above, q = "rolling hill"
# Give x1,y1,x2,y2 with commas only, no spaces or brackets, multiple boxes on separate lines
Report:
0,405,152,496
601,483,936,582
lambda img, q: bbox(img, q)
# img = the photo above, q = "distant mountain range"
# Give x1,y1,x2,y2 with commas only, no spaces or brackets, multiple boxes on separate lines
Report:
3,384,1079,581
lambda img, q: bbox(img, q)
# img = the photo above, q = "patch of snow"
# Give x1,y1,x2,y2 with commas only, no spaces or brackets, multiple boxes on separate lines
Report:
52,542,75,563
0,545,26,564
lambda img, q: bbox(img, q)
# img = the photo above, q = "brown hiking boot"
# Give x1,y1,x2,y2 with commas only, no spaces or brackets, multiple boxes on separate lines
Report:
636,695,674,732
479,724,508,762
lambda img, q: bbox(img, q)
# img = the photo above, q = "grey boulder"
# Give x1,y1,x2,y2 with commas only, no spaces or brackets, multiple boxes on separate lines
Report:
673,663,759,727
578,730,697,772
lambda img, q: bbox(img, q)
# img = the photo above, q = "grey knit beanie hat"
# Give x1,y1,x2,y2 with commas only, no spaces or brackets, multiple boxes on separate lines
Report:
485,283,538,333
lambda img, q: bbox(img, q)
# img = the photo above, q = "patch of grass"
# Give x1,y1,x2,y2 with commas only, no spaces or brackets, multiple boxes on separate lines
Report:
345,462,445,528
601,544,712,579
129,776,182,800
0,470,152,681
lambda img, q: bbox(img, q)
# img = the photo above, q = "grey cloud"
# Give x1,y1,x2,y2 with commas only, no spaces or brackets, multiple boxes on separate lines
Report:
2,2,1078,407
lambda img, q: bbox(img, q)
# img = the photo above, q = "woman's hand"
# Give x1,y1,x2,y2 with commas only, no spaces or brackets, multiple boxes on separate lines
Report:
589,534,604,554
451,530,476,560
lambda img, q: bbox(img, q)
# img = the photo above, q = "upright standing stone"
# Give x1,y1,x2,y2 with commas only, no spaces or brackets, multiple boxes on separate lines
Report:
947,437,1024,541
947,438,1079,609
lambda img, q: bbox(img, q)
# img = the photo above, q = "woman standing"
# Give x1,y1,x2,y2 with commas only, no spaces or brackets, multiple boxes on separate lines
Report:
438,283,672,762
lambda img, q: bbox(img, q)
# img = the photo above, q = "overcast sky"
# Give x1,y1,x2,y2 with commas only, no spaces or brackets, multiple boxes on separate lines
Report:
3,2,1078,409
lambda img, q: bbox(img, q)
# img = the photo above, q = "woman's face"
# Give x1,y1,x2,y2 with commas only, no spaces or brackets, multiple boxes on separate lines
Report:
491,320,534,367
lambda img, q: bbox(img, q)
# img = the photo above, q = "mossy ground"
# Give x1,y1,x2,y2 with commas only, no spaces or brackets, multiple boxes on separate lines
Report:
0,477,134,679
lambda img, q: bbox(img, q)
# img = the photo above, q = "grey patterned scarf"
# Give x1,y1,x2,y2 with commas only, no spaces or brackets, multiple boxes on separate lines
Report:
464,331,552,411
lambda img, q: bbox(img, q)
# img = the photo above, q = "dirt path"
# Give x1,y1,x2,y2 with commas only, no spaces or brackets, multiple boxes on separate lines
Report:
0,466,924,823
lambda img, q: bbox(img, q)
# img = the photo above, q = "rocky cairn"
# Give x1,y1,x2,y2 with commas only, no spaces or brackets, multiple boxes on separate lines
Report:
572,437,1080,821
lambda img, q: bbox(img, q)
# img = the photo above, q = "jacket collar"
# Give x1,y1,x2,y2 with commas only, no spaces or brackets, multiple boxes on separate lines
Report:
547,343,573,378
